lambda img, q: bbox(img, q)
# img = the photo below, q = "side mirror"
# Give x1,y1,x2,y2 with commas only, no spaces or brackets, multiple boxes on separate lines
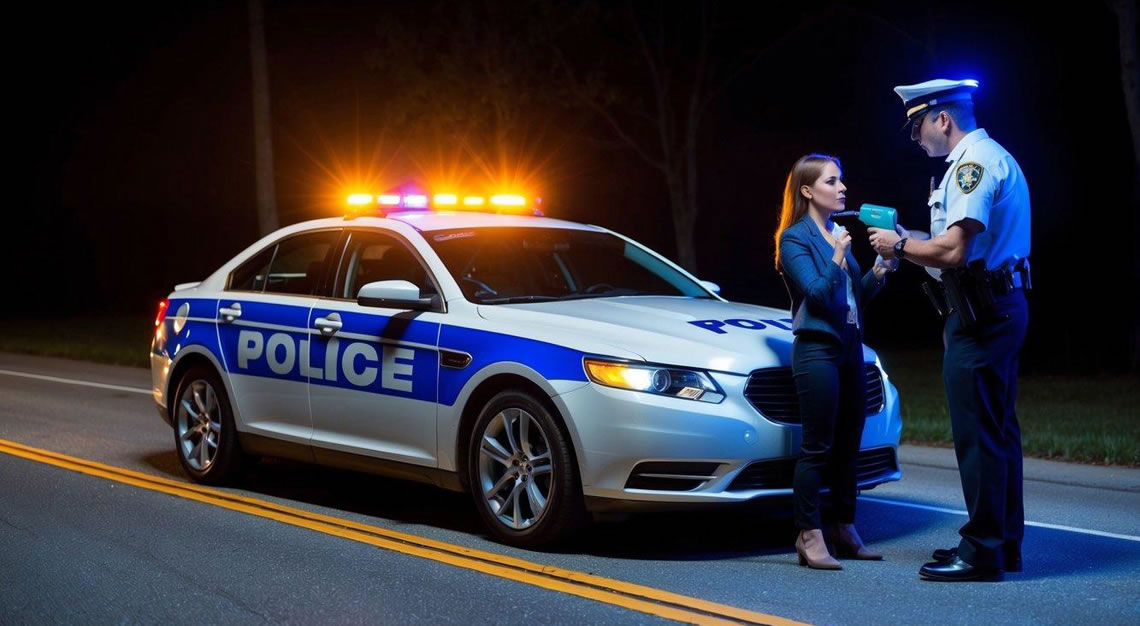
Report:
357,280,437,311
699,280,721,295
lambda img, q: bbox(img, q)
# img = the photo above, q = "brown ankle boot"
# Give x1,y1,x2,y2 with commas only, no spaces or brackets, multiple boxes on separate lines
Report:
825,523,883,560
795,529,842,570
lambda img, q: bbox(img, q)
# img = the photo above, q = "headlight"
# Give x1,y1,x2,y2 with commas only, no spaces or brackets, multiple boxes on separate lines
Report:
583,359,725,403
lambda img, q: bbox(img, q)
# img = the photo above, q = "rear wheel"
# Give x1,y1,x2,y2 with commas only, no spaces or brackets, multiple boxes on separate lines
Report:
467,390,586,547
172,366,243,485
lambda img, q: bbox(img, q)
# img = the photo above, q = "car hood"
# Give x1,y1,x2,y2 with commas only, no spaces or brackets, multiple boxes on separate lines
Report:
477,296,872,374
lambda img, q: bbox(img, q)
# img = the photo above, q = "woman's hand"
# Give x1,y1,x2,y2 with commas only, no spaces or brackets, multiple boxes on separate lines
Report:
872,255,892,281
832,228,852,266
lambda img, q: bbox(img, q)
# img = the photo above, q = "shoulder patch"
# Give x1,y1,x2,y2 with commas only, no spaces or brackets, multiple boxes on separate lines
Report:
956,162,984,194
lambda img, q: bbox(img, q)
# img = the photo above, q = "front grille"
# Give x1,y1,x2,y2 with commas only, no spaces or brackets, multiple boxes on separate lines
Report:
727,446,898,491
744,363,884,424
625,461,722,491
864,364,885,413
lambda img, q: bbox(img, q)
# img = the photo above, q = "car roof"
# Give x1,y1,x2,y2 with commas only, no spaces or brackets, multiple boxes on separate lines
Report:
386,211,605,233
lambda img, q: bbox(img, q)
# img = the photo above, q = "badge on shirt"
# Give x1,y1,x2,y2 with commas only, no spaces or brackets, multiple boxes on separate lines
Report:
956,162,984,194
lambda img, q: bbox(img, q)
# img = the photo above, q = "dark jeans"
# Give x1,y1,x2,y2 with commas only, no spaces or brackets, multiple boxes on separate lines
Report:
943,289,1028,569
791,324,867,530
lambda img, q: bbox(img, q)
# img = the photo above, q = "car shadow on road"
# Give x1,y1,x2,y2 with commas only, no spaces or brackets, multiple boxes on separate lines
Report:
141,450,483,535
140,449,955,562
137,450,1140,576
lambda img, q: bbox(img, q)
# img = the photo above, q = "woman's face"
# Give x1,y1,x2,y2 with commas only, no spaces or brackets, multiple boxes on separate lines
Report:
802,161,847,213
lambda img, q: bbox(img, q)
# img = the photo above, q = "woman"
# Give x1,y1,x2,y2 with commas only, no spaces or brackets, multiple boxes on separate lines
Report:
775,154,890,570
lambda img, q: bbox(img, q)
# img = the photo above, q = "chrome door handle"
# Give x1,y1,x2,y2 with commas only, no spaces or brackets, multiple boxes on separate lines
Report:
219,303,242,323
314,313,342,336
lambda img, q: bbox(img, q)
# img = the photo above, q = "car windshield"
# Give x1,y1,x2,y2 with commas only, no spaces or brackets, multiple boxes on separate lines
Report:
426,227,713,304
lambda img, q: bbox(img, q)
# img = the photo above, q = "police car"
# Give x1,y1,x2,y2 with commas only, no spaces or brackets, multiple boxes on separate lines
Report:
150,192,902,546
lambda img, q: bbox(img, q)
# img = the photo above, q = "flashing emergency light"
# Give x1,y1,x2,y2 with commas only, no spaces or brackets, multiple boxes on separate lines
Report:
344,190,543,216
403,194,429,208
490,194,526,206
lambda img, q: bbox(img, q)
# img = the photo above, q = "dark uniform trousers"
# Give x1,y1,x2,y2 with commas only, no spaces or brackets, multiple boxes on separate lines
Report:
942,288,1028,569
791,323,867,530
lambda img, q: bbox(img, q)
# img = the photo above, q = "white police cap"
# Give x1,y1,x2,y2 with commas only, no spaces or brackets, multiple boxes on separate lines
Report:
894,78,978,127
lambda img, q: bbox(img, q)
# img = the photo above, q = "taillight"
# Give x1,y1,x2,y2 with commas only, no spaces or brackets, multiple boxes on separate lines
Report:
154,299,169,327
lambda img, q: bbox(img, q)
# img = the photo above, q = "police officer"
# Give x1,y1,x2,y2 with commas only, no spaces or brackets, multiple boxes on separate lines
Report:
868,78,1031,581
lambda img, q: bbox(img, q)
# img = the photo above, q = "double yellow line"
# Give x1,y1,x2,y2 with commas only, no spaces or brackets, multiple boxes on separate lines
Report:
0,438,803,626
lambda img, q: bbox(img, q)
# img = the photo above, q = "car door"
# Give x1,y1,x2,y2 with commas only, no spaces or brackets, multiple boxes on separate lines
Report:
215,228,341,445
307,228,444,466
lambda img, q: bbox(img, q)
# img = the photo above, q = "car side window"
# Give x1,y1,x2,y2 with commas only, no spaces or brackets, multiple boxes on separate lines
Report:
228,230,340,295
228,245,276,292
337,231,438,300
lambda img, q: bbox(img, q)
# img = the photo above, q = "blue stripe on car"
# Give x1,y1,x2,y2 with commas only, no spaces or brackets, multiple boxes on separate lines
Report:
437,325,587,406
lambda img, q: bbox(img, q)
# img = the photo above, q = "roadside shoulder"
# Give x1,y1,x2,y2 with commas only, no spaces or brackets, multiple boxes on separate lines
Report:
899,444,1140,493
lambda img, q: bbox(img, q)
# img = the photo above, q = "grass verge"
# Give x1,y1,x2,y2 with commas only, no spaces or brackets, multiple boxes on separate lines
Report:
878,349,1139,467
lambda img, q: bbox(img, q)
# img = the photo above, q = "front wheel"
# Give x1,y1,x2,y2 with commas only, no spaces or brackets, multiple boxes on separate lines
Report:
467,390,586,547
172,366,243,485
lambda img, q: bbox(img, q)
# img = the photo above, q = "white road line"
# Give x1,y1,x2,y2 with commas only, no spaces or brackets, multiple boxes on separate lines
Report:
861,496,1140,542
0,369,151,396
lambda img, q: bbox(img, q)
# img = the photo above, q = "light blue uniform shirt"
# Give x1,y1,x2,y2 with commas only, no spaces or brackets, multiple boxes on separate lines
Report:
926,128,1032,281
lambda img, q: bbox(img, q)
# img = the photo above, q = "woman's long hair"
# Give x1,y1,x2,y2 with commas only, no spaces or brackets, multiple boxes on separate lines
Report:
773,153,842,271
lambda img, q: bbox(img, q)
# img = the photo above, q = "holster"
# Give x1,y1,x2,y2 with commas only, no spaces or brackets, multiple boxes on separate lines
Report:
943,259,1032,332
941,268,980,331
922,280,949,318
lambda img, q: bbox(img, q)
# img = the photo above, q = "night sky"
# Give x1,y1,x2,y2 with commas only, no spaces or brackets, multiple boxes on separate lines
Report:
9,1,1137,373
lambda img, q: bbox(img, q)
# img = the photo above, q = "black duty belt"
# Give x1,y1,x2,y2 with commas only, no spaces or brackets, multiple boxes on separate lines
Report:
923,259,1031,332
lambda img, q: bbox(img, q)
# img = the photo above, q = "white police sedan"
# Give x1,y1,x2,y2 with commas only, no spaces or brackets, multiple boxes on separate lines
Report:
150,193,901,546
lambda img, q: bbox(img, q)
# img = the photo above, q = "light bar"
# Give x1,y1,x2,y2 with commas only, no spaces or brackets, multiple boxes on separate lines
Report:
343,189,543,217
490,194,526,206
403,194,429,208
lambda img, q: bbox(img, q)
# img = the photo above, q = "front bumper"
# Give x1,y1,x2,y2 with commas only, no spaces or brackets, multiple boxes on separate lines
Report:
552,369,903,509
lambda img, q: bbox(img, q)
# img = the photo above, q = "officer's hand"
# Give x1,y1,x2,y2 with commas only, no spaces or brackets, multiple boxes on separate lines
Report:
895,223,911,239
832,229,852,265
868,227,900,258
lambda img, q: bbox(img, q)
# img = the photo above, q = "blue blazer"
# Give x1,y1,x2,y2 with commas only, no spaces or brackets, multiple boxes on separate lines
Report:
778,216,883,340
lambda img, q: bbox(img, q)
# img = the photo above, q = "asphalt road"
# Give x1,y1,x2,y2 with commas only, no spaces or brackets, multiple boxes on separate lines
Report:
1,352,1137,625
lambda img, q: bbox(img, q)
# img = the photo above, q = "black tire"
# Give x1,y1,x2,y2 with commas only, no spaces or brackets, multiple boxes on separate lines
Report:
171,366,243,485
467,389,586,547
